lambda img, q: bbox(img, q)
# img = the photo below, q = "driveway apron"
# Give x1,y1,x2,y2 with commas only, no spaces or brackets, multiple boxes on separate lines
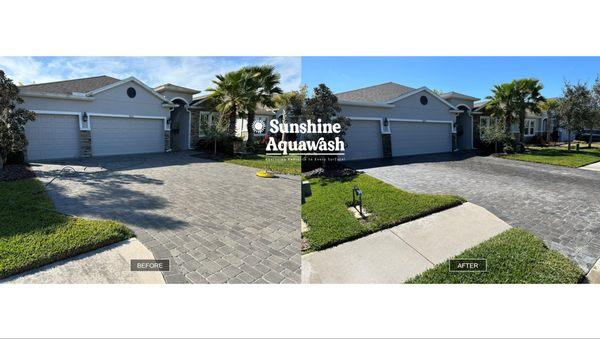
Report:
33,152,301,283
355,153,600,271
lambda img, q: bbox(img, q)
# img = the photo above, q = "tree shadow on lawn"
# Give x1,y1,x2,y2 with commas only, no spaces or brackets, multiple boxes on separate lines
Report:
35,168,189,232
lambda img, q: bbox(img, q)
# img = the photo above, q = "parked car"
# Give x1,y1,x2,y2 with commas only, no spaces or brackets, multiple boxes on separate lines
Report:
576,130,600,142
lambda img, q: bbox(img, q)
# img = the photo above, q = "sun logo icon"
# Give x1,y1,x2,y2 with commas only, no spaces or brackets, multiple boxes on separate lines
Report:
252,120,266,134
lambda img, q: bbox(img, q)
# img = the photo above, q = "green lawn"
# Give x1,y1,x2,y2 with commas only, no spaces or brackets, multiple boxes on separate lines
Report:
223,154,301,175
0,178,133,279
407,228,583,284
499,144,600,168
302,173,465,251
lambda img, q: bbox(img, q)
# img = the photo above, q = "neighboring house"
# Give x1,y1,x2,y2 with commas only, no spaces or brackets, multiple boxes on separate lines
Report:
472,98,574,147
235,105,280,141
336,82,480,161
17,75,207,161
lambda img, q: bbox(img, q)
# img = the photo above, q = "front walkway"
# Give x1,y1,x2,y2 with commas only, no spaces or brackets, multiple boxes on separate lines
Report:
33,152,300,284
302,203,510,283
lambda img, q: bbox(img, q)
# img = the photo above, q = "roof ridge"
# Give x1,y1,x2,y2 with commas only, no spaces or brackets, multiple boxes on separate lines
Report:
335,81,415,96
19,75,120,88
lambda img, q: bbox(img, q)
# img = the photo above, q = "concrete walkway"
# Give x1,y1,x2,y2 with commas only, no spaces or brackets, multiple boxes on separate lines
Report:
581,161,600,172
3,239,165,284
586,258,600,283
302,203,511,283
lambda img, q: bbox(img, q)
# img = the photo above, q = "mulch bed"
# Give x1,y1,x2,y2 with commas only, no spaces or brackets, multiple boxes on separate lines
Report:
303,166,358,179
0,165,36,182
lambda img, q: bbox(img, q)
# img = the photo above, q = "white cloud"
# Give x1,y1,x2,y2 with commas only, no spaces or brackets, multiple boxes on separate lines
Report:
0,56,301,93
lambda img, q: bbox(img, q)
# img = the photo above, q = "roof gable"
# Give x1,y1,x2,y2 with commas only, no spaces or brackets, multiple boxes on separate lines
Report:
88,77,170,103
386,87,459,110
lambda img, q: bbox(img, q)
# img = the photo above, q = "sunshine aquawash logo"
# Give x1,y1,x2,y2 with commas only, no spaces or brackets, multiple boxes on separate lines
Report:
260,119,346,155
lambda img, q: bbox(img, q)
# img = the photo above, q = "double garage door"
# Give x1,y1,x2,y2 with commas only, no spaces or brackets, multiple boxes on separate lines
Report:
25,114,164,161
343,119,451,161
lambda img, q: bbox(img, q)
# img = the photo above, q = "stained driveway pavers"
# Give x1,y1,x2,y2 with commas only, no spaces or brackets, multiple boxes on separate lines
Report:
353,152,600,271
33,152,300,283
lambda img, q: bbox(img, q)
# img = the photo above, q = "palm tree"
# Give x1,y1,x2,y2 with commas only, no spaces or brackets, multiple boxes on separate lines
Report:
206,70,253,136
486,83,516,136
513,79,546,144
241,65,283,147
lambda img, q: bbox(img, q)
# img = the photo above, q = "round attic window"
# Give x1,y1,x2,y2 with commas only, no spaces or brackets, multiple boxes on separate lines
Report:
127,87,136,98
420,95,428,105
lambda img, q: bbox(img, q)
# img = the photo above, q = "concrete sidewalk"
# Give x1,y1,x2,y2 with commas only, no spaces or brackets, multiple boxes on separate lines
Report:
3,239,165,284
302,203,511,283
581,162,600,172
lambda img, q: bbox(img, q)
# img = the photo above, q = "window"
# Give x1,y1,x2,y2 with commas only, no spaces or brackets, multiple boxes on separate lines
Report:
127,87,136,98
198,113,211,136
480,116,491,138
420,95,428,105
525,119,535,136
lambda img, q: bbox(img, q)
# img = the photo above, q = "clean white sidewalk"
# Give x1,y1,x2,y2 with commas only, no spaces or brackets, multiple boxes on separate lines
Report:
581,161,600,172
3,239,165,284
302,202,511,283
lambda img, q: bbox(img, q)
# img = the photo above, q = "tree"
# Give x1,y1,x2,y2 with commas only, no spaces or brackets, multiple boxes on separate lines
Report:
479,118,513,153
0,70,35,169
274,86,307,141
206,65,282,149
302,84,351,168
558,82,593,151
513,79,545,144
540,98,560,143
205,70,252,136
589,76,600,148
486,83,517,144
240,65,283,147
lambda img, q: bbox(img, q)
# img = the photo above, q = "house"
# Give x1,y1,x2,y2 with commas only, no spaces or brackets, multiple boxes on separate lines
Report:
473,98,574,147
17,75,207,161
336,82,480,161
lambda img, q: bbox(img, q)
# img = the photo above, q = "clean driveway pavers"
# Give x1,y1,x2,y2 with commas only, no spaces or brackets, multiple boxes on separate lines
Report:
353,152,600,271
33,152,300,283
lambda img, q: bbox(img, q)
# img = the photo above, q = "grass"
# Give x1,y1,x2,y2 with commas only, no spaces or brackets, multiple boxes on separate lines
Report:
302,173,465,251
223,154,301,175
499,144,600,168
0,178,133,279
407,228,583,284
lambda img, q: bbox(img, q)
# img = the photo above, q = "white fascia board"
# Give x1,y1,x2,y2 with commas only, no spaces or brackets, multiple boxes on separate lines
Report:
385,87,458,110
338,100,394,108
20,92,95,101
87,76,170,103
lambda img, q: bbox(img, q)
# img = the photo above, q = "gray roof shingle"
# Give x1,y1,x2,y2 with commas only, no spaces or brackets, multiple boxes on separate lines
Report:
18,75,120,95
335,82,415,103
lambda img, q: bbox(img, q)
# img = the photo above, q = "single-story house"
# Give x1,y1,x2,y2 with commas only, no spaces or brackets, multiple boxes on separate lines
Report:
336,82,479,161
473,98,575,145
17,75,211,161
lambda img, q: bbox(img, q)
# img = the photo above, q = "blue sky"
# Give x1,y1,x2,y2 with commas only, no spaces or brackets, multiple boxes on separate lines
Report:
0,56,301,92
302,57,600,100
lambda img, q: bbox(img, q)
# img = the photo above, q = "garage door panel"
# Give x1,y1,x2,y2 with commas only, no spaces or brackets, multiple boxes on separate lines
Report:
391,122,451,157
91,117,163,156
344,120,382,161
25,114,80,161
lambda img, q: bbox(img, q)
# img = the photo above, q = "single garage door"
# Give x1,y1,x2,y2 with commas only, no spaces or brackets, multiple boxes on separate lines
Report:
25,114,80,161
91,116,164,156
343,120,383,161
391,121,451,157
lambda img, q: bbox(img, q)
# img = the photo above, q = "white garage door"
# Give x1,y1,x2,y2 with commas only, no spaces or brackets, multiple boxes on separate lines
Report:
391,121,451,157
91,116,164,156
343,120,383,161
25,114,80,161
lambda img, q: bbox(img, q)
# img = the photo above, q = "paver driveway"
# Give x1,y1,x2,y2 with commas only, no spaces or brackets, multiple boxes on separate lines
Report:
352,152,600,271
33,152,300,283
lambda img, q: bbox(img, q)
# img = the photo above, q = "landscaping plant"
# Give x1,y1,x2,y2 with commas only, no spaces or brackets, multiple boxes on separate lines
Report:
0,70,35,169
